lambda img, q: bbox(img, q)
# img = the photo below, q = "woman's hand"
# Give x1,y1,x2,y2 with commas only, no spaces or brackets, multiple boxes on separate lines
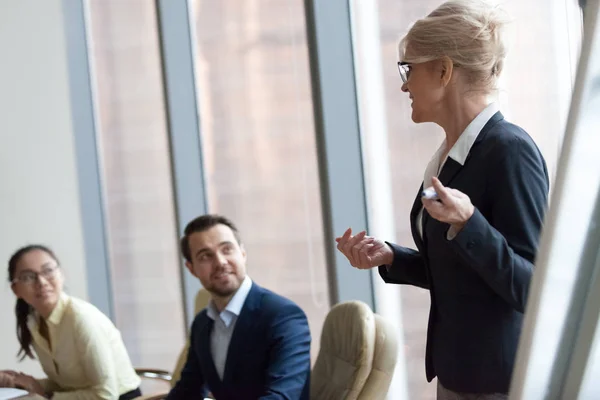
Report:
335,228,393,269
422,177,474,233
0,370,15,387
13,373,46,396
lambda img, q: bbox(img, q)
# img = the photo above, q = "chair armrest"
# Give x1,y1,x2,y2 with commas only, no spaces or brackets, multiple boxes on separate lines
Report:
134,395,215,400
133,394,168,400
134,368,172,383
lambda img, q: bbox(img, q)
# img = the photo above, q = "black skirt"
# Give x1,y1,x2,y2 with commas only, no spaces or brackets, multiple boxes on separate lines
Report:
119,387,142,400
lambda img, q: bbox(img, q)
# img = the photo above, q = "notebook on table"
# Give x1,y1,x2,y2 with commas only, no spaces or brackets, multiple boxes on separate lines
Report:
0,388,29,400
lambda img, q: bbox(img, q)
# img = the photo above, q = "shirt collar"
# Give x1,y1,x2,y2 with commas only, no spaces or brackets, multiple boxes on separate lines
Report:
206,276,253,327
447,102,499,165
27,292,69,331
46,292,69,326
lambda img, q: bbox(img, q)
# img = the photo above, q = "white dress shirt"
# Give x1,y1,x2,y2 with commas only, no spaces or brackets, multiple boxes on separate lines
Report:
417,102,500,240
206,276,253,380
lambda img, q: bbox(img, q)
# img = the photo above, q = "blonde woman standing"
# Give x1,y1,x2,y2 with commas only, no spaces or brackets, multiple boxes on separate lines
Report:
336,1,549,399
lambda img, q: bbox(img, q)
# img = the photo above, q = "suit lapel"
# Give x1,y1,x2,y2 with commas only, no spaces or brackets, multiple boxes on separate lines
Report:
410,183,425,252
436,111,504,188
421,156,463,233
410,156,462,250
416,111,505,247
222,283,261,385
198,314,221,386
473,111,504,146
437,157,462,188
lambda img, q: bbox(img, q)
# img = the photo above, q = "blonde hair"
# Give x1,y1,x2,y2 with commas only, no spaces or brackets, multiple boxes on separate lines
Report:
400,0,509,93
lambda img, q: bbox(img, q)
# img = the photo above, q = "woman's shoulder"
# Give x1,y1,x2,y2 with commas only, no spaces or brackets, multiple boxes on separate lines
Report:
67,295,101,312
65,295,116,331
487,118,539,148
481,118,544,161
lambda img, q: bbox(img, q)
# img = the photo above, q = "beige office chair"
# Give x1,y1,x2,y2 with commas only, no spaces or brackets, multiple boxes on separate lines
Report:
357,314,399,400
135,288,211,400
168,287,210,385
310,301,377,400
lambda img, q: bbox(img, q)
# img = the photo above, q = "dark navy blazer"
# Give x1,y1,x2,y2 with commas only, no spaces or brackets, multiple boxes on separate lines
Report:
379,112,549,393
166,283,311,400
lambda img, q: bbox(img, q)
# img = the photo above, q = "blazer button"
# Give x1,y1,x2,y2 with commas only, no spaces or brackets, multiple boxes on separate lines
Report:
467,241,476,249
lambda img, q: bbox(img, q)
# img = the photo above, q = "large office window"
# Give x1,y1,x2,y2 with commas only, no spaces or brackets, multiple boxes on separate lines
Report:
352,0,582,398
86,0,185,372
189,0,330,360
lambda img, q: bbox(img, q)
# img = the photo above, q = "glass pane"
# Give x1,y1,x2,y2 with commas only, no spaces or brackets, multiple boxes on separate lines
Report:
190,0,330,361
579,316,600,400
498,0,582,180
353,0,582,398
87,0,185,376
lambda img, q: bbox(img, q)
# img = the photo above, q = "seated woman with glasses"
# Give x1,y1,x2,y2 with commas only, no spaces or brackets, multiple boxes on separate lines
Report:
4,244,142,400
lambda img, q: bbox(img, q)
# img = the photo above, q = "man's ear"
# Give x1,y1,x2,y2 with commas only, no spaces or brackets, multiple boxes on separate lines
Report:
185,261,197,278
440,56,453,87
240,244,247,262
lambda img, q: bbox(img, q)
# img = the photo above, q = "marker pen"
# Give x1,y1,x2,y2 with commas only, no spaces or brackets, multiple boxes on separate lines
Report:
421,187,439,200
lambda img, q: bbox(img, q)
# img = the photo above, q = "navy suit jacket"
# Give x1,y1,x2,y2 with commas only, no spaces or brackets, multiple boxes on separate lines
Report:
166,283,311,400
379,112,549,393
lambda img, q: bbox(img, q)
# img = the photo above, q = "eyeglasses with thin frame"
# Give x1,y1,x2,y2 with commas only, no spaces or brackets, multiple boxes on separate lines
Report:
397,62,411,83
12,265,59,285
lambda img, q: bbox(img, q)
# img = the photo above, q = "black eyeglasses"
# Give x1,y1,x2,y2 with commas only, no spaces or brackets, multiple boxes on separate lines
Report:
12,265,60,285
397,62,411,83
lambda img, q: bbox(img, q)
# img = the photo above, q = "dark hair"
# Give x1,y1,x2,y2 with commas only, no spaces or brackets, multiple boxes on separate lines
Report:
180,214,241,262
8,244,59,360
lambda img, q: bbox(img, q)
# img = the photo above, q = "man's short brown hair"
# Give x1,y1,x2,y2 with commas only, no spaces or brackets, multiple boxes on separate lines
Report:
180,214,242,262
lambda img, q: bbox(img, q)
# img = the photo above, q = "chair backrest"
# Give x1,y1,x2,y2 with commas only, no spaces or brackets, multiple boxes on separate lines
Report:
170,288,211,387
357,314,399,400
310,301,376,400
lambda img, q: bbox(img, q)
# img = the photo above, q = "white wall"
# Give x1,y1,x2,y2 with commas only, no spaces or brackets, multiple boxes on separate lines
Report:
0,0,88,374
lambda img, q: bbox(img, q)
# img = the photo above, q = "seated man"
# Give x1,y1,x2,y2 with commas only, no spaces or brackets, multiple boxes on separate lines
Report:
167,214,311,400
